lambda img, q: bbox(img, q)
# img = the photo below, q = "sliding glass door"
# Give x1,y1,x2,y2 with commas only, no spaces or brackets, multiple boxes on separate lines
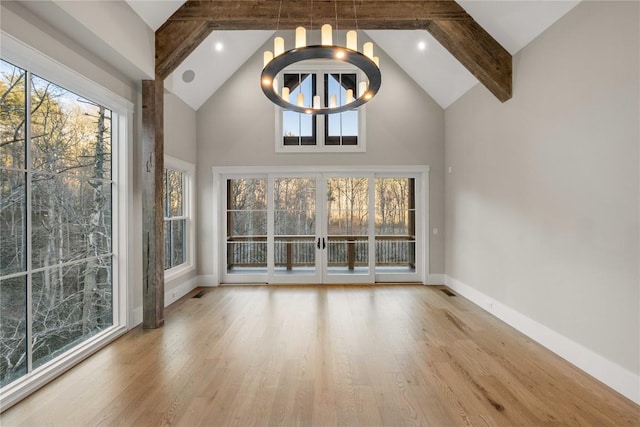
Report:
322,176,374,283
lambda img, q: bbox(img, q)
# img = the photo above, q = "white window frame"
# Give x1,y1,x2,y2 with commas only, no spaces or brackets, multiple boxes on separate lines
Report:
163,155,195,282
0,32,133,410
274,62,367,153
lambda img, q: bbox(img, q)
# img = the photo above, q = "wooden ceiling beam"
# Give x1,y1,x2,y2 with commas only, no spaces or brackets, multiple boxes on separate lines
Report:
169,1,470,24
156,20,212,80
155,0,512,102
426,19,512,102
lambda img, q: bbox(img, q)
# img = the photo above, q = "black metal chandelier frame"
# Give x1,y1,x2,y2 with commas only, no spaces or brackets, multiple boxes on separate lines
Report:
261,45,382,115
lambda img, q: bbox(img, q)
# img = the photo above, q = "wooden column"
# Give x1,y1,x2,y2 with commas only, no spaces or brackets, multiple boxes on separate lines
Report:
142,79,165,329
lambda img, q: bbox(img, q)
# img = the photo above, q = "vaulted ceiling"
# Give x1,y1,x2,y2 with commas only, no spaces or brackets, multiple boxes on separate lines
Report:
126,0,580,109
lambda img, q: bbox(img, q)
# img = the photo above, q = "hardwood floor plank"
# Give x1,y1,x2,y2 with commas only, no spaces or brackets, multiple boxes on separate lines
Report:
1,285,638,426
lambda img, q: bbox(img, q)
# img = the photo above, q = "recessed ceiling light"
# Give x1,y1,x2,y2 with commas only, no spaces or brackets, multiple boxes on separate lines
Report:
182,69,195,83
418,41,427,51
215,42,224,52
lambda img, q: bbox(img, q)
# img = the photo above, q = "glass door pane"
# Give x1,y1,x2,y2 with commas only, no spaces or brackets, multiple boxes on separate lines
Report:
271,177,319,281
375,178,416,275
225,178,268,276
324,176,374,282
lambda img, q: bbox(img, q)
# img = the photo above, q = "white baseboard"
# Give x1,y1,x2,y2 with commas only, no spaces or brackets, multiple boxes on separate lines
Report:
445,275,640,405
130,306,142,328
197,275,220,287
425,274,446,285
165,276,200,306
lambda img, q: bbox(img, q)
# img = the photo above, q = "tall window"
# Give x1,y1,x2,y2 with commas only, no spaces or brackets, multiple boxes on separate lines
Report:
325,73,358,146
277,68,365,152
163,156,194,276
1,59,114,387
282,73,316,146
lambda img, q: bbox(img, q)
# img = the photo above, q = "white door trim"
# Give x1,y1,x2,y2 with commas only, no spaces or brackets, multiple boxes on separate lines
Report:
212,165,430,285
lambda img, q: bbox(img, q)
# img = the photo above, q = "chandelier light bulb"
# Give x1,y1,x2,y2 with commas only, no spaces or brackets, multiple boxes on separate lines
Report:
346,31,357,51
274,37,285,56
329,94,337,108
313,95,321,109
297,93,305,107
363,42,374,60
346,89,354,104
358,81,368,98
295,27,306,48
322,24,333,46
282,87,290,102
263,51,273,68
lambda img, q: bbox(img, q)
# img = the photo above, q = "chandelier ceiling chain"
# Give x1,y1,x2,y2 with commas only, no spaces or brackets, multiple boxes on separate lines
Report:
260,0,381,115
276,0,282,32
353,0,359,31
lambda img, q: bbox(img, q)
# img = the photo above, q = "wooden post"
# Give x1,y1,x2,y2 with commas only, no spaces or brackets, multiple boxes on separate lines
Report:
347,238,356,271
142,79,165,329
286,242,293,271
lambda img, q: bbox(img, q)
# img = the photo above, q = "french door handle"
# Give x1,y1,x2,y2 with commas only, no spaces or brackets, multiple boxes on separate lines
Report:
317,238,321,249
322,238,326,249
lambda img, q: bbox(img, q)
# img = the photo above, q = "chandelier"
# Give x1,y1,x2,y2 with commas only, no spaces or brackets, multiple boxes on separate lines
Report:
260,1,381,115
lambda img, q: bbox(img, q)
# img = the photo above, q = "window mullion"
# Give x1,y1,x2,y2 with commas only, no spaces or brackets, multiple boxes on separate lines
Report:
25,69,33,374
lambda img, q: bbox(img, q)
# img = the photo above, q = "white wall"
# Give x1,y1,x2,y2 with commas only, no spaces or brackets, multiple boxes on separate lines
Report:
195,34,446,279
1,1,140,102
163,92,198,295
445,0,639,398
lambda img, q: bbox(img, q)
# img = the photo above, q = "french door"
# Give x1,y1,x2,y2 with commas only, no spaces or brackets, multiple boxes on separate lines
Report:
219,167,425,284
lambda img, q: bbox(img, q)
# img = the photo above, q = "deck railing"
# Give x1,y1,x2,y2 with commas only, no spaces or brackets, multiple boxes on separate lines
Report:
227,235,416,270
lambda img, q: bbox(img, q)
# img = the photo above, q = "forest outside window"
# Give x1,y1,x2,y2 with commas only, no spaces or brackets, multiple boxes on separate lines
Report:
0,58,115,388
277,69,365,152
163,156,194,277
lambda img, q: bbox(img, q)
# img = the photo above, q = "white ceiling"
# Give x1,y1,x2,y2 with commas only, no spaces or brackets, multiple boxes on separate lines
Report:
125,0,580,110
125,0,184,31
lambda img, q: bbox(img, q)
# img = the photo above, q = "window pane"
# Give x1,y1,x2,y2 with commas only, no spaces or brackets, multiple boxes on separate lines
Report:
273,178,316,273
0,60,26,170
32,256,113,369
228,211,267,236
274,178,316,236
375,178,416,273
375,178,414,235
226,178,267,273
165,169,184,218
31,174,112,269
164,220,171,270
30,75,112,180
325,73,358,146
1,169,26,276
171,219,186,267
282,73,315,146
0,275,27,387
326,177,369,235
228,179,266,211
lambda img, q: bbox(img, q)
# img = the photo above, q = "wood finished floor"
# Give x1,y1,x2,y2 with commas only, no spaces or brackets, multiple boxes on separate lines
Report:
1,285,638,426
